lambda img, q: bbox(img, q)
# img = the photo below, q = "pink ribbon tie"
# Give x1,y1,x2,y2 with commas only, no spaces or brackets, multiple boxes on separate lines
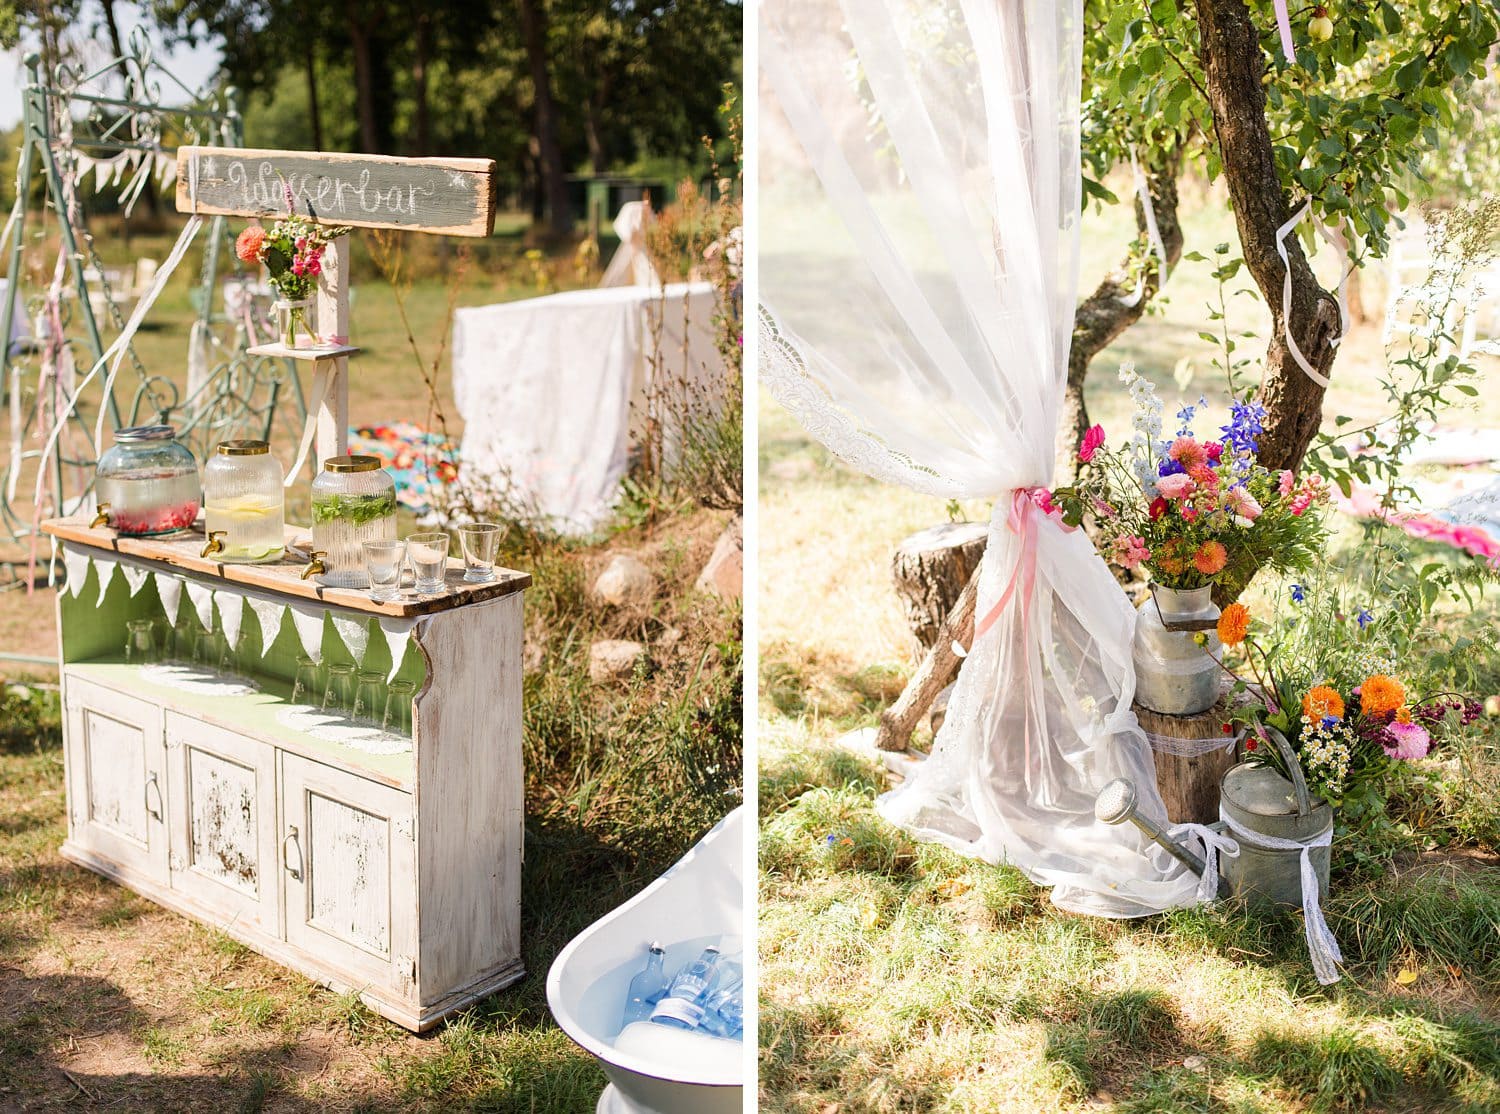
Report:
1273,0,1298,64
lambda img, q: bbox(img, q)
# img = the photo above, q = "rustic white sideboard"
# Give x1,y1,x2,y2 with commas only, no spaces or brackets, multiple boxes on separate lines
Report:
42,515,530,1032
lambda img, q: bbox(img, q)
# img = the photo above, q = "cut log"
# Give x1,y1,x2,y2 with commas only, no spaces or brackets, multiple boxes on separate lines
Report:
875,566,978,751
890,522,988,648
1135,696,1239,825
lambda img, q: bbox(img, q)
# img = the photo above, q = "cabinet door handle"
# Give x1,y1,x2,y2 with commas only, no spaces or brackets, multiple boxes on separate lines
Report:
144,772,164,822
282,826,304,882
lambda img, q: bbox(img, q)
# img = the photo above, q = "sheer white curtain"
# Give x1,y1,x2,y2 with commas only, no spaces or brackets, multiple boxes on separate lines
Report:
760,0,1201,916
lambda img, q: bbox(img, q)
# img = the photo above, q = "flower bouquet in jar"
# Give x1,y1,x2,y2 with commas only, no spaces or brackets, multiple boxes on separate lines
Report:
234,182,350,348
1050,364,1329,714
1214,587,1482,811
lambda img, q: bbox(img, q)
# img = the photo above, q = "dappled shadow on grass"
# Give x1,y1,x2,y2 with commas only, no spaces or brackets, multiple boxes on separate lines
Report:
759,763,1500,1112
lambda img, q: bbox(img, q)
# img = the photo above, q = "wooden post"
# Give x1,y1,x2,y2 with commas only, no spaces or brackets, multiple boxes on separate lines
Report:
315,236,351,465
875,567,978,751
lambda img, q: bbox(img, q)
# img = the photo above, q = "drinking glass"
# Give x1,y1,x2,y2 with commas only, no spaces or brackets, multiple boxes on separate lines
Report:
352,671,386,724
407,532,450,594
383,679,416,736
171,610,198,663
291,655,321,706
125,619,158,665
212,627,235,674
322,662,356,713
363,539,407,602
458,523,502,583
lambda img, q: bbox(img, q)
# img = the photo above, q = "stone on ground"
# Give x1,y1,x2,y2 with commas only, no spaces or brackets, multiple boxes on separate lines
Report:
590,639,647,683
696,517,743,600
592,554,656,608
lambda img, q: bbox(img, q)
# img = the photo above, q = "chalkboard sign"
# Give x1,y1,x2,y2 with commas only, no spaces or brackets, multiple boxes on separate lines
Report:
175,146,497,237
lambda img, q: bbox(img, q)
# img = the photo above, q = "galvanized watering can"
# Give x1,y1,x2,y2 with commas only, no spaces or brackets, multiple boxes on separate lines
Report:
1218,728,1331,908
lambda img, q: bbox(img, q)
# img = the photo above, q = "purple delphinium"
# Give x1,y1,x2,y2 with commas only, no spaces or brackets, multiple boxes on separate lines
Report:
1221,399,1268,456
1291,584,1306,603
1357,608,1374,629
1158,457,1186,478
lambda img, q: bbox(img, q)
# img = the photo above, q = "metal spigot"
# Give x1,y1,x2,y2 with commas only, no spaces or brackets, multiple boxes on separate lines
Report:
89,503,111,529
1094,777,1207,877
201,530,227,558
300,550,327,580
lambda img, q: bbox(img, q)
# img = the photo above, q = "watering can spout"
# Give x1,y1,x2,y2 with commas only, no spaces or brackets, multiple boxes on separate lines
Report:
1095,777,1207,877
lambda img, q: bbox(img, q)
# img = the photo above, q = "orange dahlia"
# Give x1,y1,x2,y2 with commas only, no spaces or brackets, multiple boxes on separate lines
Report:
1396,705,1412,724
1193,540,1228,575
1360,674,1406,717
1216,602,1250,646
1302,684,1345,721
235,225,267,264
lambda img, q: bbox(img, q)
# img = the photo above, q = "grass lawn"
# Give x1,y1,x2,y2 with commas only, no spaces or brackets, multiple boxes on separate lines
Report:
757,194,1500,1112
0,212,744,1110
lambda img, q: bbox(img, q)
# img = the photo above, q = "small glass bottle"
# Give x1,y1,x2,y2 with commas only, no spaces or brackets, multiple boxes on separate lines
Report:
273,296,318,349
203,440,285,563
649,946,721,1030
622,943,668,1027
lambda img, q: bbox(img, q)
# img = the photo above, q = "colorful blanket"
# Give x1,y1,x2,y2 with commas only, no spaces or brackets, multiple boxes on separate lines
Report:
347,423,459,517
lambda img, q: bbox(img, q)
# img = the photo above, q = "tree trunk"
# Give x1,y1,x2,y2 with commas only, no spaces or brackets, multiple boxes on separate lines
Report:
1194,0,1341,474
518,0,572,236
348,15,380,153
890,522,988,649
1059,141,1186,483
875,568,978,751
585,99,607,175
304,40,324,150
100,0,126,76
412,12,432,155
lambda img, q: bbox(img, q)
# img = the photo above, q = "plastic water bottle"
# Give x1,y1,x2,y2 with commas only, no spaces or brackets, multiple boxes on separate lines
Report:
698,964,743,1039
622,942,668,1026
649,946,720,1029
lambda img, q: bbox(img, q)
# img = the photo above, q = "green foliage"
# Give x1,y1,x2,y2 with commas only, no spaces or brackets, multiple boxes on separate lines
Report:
1086,1,1500,256
309,490,398,528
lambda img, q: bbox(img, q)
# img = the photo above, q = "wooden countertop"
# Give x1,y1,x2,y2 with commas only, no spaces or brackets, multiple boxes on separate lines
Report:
42,516,530,618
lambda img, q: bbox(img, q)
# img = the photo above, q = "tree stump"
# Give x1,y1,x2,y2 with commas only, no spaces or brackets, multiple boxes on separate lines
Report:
890,522,988,648
1134,695,1239,825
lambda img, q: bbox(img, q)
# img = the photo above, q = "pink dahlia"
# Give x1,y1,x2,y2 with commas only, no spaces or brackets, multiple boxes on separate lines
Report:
1383,721,1431,761
1168,437,1208,470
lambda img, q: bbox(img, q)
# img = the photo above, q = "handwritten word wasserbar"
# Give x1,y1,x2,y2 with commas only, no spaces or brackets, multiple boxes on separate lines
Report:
176,147,497,238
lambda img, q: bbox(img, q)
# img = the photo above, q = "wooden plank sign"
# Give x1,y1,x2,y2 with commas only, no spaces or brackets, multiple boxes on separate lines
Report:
175,146,496,237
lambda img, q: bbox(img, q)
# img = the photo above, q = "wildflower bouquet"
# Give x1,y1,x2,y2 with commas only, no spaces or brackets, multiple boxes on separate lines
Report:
1216,585,1482,809
1052,364,1328,590
234,182,350,346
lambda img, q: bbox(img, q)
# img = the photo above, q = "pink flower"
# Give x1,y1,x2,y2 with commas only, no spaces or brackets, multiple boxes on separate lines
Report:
308,258,322,276
1168,437,1208,470
1112,535,1151,570
1279,470,1296,497
1030,488,1057,516
1383,721,1431,761
1157,473,1197,501
1092,498,1118,519
1181,505,1200,522
1290,493,1312,516
1077,424,1106,464
1205,441,1224,462
1225,485,1263,522
1188,463,1220,490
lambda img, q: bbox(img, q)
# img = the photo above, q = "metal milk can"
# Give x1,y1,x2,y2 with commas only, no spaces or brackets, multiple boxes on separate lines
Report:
1133,584,1222,716
1219,730,1332,908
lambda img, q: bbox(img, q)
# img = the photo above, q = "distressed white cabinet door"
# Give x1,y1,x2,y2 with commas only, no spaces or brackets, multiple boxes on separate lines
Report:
163,712,279,934
279,753,416,997
62,674,168,882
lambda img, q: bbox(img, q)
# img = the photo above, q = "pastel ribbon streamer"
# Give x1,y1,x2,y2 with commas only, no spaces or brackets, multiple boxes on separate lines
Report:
1166,821,1241,902
1274,201,1357,389
285,364,332,487
1273,0,1297,64
1118,146,1171,309
153,572,183,627
960,489,1076,656
1219,807,1342,984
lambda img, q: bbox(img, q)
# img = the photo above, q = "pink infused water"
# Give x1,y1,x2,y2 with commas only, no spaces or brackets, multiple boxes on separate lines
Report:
97,467,200,535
